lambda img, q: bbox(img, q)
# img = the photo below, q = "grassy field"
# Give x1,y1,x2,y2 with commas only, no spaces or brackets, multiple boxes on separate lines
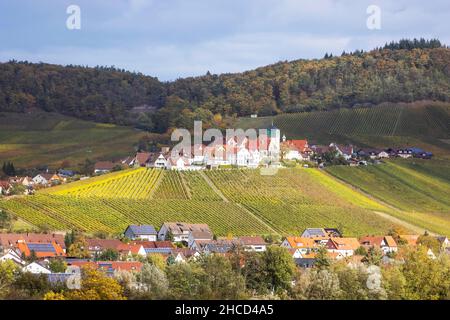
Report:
237,102,450,158
326,160,450,235
0,168,405,237
0,111,149,168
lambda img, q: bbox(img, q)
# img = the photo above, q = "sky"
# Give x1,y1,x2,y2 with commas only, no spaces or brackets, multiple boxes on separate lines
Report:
0,0,449,81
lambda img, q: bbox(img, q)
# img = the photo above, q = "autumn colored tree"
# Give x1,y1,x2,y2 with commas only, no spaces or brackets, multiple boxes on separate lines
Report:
64,266,126,300
67,236,90,259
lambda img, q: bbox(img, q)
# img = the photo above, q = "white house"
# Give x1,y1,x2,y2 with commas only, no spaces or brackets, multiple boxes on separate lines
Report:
359,236,398,255
124,225,157,241
158,222,212,243
22,262,51,274
154,154,168,169
377,151,390,159
281,237,317,254
188,230,213,249
32,174,50,185
32,173,61,186
238,236,267,252
0,249,26,266
325,238,360,257
167,156,191,171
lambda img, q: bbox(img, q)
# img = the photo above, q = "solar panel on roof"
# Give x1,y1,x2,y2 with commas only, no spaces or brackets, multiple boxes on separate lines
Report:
27,243,56,253
144,248,172,254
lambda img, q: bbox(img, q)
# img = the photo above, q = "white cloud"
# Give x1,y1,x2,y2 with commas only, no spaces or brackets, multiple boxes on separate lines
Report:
0,0,449,80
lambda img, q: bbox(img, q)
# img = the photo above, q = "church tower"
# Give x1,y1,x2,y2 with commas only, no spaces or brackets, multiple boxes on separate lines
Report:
267,121,280,161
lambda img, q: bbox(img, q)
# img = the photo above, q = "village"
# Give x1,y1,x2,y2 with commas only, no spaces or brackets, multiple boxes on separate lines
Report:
0,125,434,195
1,223,448,284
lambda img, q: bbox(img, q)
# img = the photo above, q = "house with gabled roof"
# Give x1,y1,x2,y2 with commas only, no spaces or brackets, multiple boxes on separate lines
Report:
16,241,66,259
132,152,153,167
436,236,449,250
124,225,158,241
399,234,419,246
359,236,398,254
152,153,169,169
0,181,12,195
86,238,123,256
94,161,116,174
301,228,327,238
325,237,360,257
129,240,175,256
281,237,317,254
237,236,267,252
117,243,146,258
158,222,212,243
188,230,214,249
0,233,66,253
32,173,61,186
22,262,51,274
330,143,354,160
202,239,236,255
282,138,311,161
0,248,26,266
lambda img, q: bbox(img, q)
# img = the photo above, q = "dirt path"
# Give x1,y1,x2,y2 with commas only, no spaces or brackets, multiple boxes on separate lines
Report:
321,169,435,235
199,171,281,236
372,211,435,235
199,171,229,203
148,169,165,199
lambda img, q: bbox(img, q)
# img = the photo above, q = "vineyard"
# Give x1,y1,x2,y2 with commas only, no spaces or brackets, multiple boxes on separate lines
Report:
204,168,396,235
0,111,149,168
326,160,450,235
0,167,409,236
237,102,450,157
42,168,163,199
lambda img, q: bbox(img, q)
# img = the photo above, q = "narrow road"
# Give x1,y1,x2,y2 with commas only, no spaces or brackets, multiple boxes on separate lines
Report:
372,211,436,236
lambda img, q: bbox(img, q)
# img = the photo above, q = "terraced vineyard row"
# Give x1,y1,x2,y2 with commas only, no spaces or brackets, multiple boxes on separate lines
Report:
205,168,398,235
153,171,190,200
326,160,450,235
3,165,446,236
0,194,272,235
45,168,163,199
182,172,223,201
237,103,450,157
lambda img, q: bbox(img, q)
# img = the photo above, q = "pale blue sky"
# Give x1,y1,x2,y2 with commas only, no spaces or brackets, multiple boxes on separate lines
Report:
0,0,448,80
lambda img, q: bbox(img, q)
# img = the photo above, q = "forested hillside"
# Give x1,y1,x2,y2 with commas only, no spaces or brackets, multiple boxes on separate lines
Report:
0,39,449,133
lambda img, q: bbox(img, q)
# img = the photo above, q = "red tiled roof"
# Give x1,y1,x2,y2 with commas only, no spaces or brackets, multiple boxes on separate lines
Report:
135,152,152,165
17,241,65,258
117,244,143,254
238,236,266,246
86,239,123,251
359,236,397,248
129,241,174,249
327,238,360,251
284,140,309,152
94,161,115,170
284,237,317,249
0,233,66,249
0,181,11,188
399,235,419,246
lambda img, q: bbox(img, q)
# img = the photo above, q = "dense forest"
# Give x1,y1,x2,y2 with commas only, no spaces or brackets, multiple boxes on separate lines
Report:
0,39,449,133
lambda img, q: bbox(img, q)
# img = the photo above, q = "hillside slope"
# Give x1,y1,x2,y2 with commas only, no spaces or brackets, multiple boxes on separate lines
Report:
0,111,150,168
0,168,406,236
238,102,450,157
326,160,450,235
1,42,449,133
